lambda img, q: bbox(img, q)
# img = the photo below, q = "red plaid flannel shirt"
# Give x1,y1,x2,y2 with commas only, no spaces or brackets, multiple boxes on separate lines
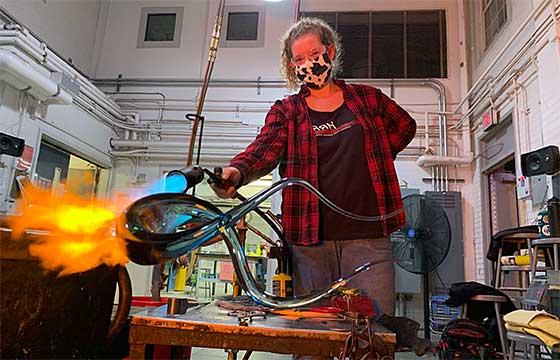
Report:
230,79,416,245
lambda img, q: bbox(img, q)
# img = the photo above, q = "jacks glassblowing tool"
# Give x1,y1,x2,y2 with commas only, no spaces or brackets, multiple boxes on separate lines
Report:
118,166,402,308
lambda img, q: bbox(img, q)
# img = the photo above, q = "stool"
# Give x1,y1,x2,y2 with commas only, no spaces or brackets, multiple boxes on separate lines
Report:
496,233,541,294
531,237,560,281
196,267,215,299
462,295,508,360
507,331,549,359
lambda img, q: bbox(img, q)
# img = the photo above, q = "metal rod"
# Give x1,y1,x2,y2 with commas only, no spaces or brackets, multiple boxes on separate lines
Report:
423,273,431,340
186,0,226,166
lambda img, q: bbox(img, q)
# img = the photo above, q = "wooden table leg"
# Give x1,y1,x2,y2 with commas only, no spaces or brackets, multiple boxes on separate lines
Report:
129,341,146,359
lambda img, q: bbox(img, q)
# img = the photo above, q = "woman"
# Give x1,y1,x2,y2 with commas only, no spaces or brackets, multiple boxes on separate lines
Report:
212,17,416,318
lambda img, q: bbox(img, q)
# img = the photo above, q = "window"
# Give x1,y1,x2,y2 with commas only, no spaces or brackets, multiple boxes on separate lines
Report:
145,14,177,42
484,0,507,47
227,12,259,41
34,141,110,199
137,7,184,48
302,11,447,79
221,5,265,48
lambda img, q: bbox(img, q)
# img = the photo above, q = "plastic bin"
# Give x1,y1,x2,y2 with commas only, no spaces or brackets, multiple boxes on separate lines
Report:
430,295,461,333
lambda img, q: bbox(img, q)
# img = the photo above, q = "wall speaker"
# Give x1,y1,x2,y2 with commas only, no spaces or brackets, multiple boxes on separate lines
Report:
0,132,25,157
521,145,560,177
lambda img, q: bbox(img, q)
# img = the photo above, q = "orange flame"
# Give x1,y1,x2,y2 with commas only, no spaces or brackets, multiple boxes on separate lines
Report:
8,179,130,276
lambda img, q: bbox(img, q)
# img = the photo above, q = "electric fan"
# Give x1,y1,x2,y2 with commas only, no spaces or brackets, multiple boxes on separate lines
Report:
390,194,451,340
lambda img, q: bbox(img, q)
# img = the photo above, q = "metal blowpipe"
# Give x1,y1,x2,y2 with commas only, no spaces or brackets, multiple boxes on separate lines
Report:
118,177,402,308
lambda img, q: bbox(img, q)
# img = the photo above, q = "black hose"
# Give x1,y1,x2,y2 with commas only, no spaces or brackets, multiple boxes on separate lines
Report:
107,265,132,341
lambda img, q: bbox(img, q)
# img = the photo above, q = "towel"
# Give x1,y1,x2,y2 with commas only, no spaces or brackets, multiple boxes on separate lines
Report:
504,310,560,350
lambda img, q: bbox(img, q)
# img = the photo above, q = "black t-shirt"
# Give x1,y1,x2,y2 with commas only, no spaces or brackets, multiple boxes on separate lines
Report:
309,104,384,240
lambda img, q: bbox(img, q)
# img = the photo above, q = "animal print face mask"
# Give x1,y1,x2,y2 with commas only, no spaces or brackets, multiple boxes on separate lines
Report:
295,52,333,89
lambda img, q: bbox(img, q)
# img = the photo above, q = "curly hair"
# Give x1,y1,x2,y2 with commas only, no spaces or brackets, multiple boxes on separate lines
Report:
280,17,343,91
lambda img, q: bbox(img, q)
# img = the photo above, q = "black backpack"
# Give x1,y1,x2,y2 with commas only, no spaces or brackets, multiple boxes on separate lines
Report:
437,319,497,359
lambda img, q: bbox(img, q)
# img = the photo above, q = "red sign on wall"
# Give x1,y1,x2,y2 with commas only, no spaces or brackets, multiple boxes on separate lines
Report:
482,109,499,131
15,145,33,171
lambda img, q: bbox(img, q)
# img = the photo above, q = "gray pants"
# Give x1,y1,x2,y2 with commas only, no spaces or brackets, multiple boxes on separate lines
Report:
291,238,395,360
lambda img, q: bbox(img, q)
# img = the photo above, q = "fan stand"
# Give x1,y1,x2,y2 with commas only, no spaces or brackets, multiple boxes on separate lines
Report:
391,194,452,344
422,273,431,340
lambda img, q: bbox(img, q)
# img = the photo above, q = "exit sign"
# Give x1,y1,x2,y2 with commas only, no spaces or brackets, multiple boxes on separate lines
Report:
482,109,499,131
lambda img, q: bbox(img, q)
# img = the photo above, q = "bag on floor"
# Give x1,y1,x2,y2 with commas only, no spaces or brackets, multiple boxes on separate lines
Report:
437,319,497,359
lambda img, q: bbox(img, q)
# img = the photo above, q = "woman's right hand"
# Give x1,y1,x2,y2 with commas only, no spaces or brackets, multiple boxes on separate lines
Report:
210,166,241,199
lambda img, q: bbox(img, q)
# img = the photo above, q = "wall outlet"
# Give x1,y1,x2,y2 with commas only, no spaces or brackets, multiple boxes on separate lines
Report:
517,175,531,199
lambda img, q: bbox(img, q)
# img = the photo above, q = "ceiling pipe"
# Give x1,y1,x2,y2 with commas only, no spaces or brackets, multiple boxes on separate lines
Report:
451,0,551,114
416,153,474,167
0,24,140,131
0,49,72,104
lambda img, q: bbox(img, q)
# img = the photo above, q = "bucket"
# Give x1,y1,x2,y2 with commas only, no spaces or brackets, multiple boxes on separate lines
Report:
0,216,131,358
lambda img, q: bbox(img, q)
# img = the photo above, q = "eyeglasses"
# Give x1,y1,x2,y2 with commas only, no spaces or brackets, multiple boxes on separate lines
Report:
291,47,327,66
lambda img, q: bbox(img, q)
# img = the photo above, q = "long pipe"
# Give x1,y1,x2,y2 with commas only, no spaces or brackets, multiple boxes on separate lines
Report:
452,0,551,114
110,139,250,152
106,91,166,124
0,49,72,104
554,0,560,57
452,10,554,130
0,5,89,79
512,76,524,184
0,27,138,132
454,34,550,131
0,27,126,119
187,0,225,166
98,77,447,183
452,1,557,134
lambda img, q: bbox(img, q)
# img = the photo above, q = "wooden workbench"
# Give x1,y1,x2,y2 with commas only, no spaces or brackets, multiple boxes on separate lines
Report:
128,302,395,359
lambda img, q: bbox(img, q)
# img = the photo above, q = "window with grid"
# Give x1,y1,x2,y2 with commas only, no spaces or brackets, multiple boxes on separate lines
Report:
301,10,447,79
483,0,507,47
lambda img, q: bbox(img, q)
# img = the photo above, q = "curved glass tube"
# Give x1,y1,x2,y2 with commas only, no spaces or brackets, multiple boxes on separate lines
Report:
118,178,401,308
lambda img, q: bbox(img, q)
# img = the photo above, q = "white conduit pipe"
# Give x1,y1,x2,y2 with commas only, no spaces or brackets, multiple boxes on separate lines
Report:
424,112,430,153
453,0,552,113
416,154,474,167
453,17,554,130
553,0,560,56
0,28,140,131
110,139,250,149
0,32,45,61
0,49,72,104
512,77,524,183
21,29,133,124
110,150,227,160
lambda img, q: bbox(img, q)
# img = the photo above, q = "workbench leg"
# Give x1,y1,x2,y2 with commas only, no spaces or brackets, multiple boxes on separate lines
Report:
226,349,238,360
129,342,146,359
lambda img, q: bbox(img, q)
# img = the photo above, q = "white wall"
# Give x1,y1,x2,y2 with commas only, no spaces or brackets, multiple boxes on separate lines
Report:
0,0,104,76
96,0,208,79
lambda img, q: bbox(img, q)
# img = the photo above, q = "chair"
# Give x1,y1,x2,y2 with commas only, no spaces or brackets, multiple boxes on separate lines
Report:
462,294,509,360
195,267,215,300
507,331,551,360
492,230,541,294
530,237,560,281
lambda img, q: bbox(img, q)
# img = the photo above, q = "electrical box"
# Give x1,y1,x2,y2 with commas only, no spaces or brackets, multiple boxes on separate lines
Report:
425,191,465,292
